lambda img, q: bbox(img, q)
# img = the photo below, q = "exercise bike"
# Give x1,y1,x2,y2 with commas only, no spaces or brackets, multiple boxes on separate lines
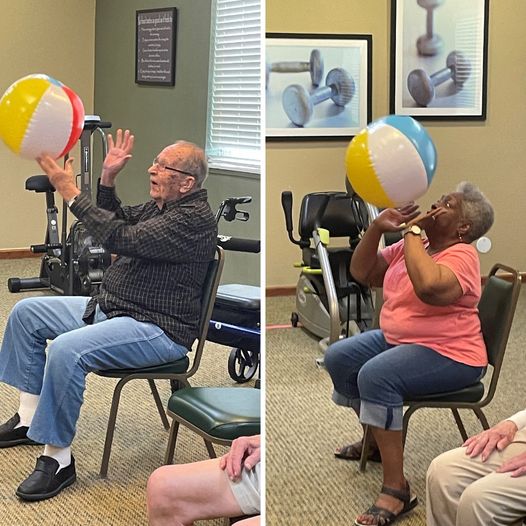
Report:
211,196,261,383
281,189,376,348
7,115,112,296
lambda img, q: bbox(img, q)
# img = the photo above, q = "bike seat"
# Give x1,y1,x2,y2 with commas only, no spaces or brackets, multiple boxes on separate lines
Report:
25,175,55,193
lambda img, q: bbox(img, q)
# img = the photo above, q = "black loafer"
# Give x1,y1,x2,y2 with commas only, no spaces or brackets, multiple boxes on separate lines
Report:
16,455,76,501
0,413,41,448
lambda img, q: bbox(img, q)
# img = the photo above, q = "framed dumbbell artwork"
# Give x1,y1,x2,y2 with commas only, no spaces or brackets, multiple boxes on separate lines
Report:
266,33,372,140
390,0,489,120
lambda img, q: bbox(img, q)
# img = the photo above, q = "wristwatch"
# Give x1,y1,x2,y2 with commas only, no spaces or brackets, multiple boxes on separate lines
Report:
402,224,422,237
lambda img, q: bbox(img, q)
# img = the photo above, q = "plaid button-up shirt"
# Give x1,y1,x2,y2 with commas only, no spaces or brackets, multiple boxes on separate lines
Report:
70,184,217,349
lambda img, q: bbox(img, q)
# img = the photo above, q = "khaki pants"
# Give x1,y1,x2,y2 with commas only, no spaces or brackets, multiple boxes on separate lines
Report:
426,430,526,526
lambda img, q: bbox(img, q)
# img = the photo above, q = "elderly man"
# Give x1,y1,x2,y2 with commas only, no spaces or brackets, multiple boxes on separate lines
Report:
0,130,217,501
147,435,261,525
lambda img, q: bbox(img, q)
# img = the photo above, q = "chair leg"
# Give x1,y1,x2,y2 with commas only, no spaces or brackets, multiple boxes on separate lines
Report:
148,379,170,430
402,405,419,447
100,377,129,478
473,407,490,430
204,439,217,459
164,420,180,465
359,425,371,473
451,409,469,442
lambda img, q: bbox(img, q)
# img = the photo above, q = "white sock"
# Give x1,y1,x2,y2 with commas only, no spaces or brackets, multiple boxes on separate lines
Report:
43,445,72,471
16,391,40,428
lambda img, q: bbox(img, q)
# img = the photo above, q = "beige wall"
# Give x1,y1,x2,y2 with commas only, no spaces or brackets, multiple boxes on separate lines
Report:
266,0,526,287
0,1,96,250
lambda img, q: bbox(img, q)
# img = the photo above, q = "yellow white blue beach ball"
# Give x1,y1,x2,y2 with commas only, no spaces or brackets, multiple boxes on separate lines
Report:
0,74,85,160
345,115,437,208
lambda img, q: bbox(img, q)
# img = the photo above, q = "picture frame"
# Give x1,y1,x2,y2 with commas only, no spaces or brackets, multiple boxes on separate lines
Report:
135,7,177,86
266,33,372,141
390,0,489,120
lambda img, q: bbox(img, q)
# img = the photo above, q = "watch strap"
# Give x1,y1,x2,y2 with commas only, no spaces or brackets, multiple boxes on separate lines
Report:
402,225,421,237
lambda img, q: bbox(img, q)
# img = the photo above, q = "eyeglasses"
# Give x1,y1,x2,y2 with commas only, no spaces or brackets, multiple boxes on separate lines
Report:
152,157,196,178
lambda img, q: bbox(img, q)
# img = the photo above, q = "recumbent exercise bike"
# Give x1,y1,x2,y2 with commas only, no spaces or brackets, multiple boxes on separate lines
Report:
281,188,377,348
8,115,112,297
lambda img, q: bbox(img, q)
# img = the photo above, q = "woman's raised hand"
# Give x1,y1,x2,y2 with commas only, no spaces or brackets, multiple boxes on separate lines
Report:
373,203,420,232
407,207,446,229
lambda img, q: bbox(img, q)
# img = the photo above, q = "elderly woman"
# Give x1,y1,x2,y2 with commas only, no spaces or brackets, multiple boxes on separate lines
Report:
324,182,494,526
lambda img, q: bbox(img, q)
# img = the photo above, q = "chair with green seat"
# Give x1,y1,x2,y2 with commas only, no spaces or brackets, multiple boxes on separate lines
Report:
359,263,522,472
164,386,260,464
94,246,224,477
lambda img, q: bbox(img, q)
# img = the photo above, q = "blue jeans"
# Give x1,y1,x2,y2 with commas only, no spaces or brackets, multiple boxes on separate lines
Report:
0,296,187,447
324,329,485,431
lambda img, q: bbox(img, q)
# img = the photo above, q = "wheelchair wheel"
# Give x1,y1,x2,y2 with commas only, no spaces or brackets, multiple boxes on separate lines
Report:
228,348,259,383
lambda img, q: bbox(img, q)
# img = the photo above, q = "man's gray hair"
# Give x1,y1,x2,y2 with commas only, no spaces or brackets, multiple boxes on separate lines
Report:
456,181,494,242
174,140,208,188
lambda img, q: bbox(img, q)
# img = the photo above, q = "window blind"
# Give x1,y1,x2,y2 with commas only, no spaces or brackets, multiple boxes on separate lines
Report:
206,0,261,175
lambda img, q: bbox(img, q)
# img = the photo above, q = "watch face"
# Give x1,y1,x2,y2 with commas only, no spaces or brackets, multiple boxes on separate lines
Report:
412,225,421,234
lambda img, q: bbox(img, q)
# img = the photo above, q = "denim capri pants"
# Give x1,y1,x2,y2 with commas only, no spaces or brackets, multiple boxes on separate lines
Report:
324,329,485,431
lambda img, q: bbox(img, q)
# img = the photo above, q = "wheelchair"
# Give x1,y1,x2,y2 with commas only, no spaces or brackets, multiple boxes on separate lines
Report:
212,197,260,383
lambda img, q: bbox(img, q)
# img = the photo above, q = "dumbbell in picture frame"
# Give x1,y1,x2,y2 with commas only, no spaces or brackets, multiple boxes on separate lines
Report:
416,0,445,56
266,49,324,88
281,68,355,127
407,50,471,107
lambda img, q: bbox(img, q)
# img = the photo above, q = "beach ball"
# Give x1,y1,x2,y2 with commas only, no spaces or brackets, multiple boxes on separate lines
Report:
0,74,85,160
345,115,437,208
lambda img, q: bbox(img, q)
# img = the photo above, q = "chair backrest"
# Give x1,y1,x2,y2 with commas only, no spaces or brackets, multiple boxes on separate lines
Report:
298,192,367,241
478,263,521,399
187,246,225,375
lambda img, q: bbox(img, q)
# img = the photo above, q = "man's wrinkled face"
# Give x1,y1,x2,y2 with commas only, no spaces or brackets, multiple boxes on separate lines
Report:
148,145,196,208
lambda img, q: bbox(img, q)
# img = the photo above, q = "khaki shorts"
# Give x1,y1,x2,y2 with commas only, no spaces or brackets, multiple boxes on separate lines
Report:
229,462,261,515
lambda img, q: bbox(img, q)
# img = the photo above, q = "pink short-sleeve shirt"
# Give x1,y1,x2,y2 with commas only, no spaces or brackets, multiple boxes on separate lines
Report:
379,239,487,367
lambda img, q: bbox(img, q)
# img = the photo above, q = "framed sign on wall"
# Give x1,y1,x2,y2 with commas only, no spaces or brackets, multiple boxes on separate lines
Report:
135,7,177,86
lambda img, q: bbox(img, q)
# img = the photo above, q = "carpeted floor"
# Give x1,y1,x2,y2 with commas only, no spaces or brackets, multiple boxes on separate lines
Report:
4,259,525,526
0,258,255,526
266,291,526,525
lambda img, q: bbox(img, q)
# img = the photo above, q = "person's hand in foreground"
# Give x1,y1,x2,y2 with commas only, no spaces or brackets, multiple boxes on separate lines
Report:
463,420,518,462
496,450,526,477
220,435,261,482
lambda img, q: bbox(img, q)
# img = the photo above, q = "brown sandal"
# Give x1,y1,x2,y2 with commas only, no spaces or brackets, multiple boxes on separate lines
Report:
334,441,382,463
354,482,418,525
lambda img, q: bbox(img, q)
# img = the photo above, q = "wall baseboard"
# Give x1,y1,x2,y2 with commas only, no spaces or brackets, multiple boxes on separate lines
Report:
266,286,295,297
0,249,39,260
